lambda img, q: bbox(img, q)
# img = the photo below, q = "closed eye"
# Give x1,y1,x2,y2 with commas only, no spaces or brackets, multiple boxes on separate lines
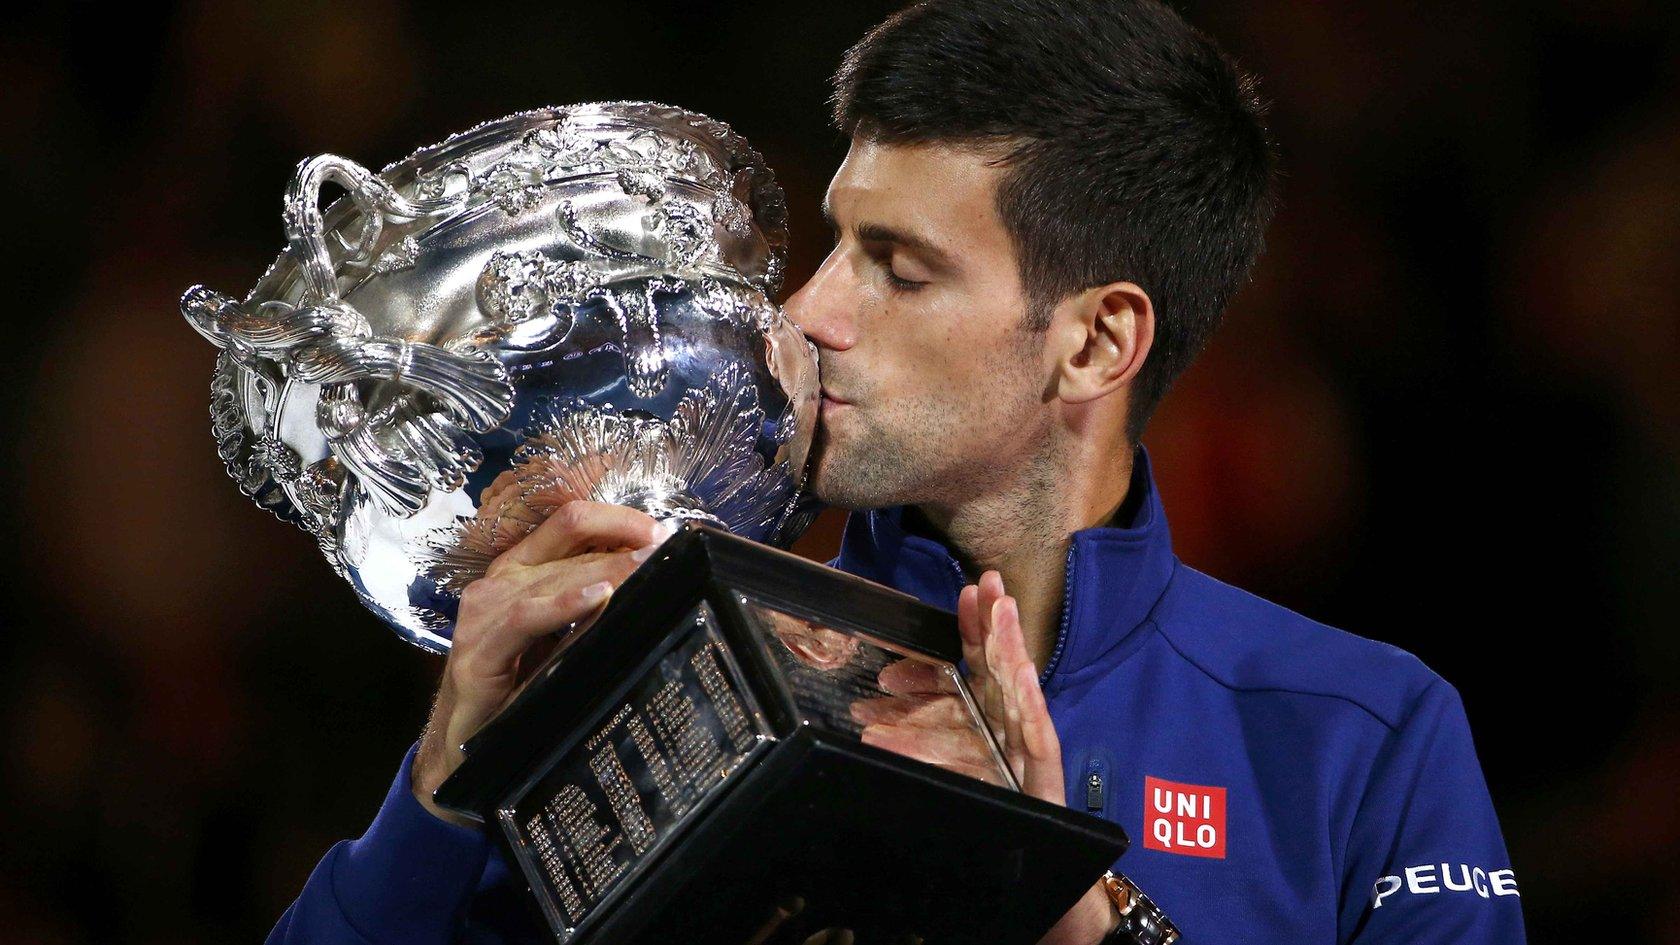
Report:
882,260,927,292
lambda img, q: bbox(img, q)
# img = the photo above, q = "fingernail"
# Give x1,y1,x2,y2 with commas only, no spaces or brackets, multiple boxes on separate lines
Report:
655,520,679,540
581,581,613,602
631,543,658,563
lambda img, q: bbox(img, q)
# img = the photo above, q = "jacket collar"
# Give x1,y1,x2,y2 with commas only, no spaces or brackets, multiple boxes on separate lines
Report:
834,445,1177,687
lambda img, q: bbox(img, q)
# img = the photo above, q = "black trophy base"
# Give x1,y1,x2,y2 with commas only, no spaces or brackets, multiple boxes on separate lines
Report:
436,524,1127,945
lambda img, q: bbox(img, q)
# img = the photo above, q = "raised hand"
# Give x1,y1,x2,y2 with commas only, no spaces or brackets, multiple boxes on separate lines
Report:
853,570,1118,944
411,499,671,827
853,570,1064,801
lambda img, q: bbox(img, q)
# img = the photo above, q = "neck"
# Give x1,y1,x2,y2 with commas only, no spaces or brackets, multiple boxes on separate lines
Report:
916,442,1136,669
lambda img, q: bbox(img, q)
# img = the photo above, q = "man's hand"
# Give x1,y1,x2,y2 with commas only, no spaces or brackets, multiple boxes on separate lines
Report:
411,497,670,828
852,571,1119,945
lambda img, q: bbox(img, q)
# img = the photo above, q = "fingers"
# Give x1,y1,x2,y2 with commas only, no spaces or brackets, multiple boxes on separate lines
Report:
973,580,1043,791
978,588,1031,679
956,585,989,689
476,468,520,506
1014,661,1065,803
453,549,646,686
980,578,1031,680
868,570,1066,804
504,500,669,567
968,570,1010,692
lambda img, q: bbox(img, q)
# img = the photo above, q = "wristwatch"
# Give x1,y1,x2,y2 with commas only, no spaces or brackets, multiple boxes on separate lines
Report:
1096,870,1180,945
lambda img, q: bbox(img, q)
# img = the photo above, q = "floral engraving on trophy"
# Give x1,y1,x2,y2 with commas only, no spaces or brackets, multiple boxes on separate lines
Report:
474,249,601,335
616,166,668,202
208,351,293,516
292,459,345,536
646,201,713,270
527,118,722,192
693,277,777,332
474,159,547,215
367,235,422,275
254,436,303,481
422,363,798,595
711,192,753,237
512,362,785,523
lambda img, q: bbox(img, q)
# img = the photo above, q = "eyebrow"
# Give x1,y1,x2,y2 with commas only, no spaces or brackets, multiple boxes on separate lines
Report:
821,200,957,273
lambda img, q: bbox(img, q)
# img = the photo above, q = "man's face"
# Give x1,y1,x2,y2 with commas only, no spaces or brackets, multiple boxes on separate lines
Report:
785,138,1052,512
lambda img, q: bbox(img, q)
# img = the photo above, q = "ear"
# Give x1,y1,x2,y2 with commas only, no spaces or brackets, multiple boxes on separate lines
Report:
1047,281,1154,405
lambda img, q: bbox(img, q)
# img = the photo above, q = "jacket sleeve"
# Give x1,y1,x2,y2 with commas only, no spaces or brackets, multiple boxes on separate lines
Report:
266,743,494,945
1337,676,1527,944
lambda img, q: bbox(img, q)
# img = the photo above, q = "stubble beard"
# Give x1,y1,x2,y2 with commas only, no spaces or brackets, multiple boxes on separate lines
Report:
808,407,930,510
809,374,1046,514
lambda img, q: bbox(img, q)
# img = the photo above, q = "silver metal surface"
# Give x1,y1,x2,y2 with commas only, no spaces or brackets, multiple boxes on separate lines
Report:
182,102,818,651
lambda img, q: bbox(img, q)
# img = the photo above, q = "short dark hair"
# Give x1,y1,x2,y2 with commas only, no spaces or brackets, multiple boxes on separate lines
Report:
833,0,1278,442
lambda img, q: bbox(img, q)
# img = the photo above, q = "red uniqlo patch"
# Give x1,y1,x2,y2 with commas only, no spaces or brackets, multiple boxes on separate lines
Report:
1143,775,1227,859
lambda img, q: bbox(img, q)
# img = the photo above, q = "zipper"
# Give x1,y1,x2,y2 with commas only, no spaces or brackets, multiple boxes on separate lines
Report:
1084,756,1109,814
1039,541,1077,687
947,557,968,597
946,542,1074,688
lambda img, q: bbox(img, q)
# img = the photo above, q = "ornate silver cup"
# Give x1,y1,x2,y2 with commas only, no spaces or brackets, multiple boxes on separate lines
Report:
182,103,819,652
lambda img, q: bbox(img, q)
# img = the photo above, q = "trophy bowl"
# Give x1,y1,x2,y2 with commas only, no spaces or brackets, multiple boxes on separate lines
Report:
181,102,820,652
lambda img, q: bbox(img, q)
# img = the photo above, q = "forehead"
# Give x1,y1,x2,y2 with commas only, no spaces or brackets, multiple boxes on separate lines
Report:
826,138,1013,254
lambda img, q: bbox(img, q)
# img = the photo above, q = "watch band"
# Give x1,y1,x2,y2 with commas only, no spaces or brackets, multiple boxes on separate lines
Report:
1097,870,1180,945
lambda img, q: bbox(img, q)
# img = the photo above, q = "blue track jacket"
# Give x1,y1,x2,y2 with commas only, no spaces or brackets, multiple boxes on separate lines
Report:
268,447,1526,943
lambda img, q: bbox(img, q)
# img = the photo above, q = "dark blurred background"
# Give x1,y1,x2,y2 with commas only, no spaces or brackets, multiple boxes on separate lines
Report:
2,0,1676,941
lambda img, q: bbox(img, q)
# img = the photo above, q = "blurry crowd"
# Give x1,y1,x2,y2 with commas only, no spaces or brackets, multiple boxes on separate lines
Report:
2,1,1676,942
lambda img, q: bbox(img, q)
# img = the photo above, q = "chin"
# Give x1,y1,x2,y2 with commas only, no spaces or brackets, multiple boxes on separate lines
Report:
809,468,866,511
808,455,904,511
807,422,925,511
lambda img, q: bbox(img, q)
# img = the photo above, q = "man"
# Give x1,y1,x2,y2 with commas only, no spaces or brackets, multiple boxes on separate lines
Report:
268,1,1526,943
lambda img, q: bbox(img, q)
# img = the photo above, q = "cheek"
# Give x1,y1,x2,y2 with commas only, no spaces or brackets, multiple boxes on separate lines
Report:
870,296,1041,415
950,334,1040,401
897,302,1003,371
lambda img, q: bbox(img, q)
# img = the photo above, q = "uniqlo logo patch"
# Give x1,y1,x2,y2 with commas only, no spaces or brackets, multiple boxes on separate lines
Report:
1143,775,1227,859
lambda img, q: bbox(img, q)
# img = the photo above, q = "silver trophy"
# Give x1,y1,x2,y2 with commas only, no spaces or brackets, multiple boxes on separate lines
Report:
181,102,820,652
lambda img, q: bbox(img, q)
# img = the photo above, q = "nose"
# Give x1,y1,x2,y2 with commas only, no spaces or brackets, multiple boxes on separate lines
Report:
784,249,858,352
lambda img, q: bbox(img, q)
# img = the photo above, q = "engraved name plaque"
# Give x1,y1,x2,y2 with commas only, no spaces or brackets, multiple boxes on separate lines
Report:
501,604,769,940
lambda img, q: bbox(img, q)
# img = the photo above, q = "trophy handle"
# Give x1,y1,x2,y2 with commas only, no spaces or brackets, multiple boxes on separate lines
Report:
181,154,511,521
283,153,466,300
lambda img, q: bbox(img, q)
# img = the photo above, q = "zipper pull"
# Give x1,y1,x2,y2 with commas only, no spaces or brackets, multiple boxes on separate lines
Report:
1085,771,1105,812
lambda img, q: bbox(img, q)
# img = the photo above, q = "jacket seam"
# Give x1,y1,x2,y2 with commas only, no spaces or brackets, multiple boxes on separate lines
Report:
1335,675,1446,939
1152,622,1405,734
